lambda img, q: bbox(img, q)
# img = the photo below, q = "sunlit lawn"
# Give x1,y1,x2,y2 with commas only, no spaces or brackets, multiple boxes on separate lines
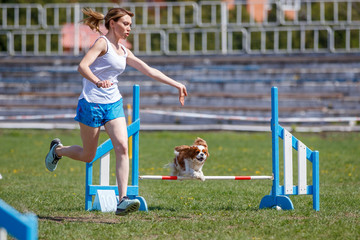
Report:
0,129,359,239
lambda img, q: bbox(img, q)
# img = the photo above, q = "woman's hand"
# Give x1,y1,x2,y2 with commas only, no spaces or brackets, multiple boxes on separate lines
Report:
97,80,113,88
178,83,188,106
126,49,187,105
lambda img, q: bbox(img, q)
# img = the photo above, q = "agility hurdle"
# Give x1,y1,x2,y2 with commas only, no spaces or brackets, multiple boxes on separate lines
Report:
85,85,320,211
259,87,320,211
0,199,38,240
84,85,148,211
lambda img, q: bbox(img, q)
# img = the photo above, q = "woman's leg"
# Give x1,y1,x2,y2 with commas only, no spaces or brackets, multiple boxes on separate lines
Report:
56,123,101,163
104,117,129,200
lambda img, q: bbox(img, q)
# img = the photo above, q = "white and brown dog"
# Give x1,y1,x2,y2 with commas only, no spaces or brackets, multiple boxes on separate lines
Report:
168,137,209,181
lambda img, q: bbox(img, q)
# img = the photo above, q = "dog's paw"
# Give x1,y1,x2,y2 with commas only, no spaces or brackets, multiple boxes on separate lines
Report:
198,173,206,181
193,172,206,181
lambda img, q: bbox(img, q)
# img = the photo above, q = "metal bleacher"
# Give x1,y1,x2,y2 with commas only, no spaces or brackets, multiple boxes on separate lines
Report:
0,1,360,130
1,55,359,130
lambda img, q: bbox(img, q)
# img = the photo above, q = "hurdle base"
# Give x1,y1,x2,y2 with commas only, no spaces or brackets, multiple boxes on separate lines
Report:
134,196,148,212
259,195,294,210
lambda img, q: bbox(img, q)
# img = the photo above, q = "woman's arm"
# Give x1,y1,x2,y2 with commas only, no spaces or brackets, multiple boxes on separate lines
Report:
77,38,113,88
126,49,188,105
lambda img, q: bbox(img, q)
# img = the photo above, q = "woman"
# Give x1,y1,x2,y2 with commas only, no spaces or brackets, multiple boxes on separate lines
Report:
45,8,187,216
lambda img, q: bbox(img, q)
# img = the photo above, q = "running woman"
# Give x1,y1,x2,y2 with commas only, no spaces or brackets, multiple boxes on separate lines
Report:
45,7,187,216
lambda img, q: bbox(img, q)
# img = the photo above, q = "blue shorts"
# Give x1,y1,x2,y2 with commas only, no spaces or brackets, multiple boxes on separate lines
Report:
74,98,125,127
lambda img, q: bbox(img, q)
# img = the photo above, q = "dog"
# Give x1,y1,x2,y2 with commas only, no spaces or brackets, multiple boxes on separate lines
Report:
168,137,209,181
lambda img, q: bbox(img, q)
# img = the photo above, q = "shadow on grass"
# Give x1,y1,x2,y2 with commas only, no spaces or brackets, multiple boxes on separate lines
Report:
38,215,120,224
148,206,177,212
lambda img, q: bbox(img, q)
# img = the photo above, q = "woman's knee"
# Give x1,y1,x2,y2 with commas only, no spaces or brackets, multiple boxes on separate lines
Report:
81,151,97,163
113,141,128,156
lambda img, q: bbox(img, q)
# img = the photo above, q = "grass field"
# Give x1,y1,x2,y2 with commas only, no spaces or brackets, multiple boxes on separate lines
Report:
0,129,359,239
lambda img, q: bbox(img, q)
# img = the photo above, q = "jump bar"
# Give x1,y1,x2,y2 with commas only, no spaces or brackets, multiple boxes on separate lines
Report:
139,175,273,180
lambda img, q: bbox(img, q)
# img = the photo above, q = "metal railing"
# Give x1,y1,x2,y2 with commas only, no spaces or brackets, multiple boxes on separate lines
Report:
1,4,42,29
42,2,198,29
1,0,360,56
246,26,332,54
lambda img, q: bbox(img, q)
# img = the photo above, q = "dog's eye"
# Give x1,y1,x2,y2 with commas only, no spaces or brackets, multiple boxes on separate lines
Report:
196,150,200,154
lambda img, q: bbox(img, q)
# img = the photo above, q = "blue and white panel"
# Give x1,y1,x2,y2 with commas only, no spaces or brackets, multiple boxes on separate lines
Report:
283,129,293,194
100,152,110,186
297,140,307,194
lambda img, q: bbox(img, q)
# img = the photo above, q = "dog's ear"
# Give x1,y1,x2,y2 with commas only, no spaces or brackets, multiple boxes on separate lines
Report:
190,145,199,152
188,146,200,156
194,137,208,148
174,145,190,152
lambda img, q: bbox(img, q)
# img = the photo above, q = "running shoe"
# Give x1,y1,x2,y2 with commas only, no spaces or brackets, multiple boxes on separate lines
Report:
115,196,140,216
45,138,63,172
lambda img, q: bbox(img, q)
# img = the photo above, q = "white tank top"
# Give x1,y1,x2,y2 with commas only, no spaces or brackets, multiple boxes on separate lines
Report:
79,36,127,104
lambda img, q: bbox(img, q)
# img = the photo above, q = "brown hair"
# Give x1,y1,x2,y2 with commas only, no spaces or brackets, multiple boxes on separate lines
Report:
81,8,134,34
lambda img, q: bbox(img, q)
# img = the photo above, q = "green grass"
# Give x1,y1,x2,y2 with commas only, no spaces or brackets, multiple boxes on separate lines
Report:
0,129,359,239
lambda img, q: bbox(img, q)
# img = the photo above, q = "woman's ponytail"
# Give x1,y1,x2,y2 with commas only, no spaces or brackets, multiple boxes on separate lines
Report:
81,8,104,35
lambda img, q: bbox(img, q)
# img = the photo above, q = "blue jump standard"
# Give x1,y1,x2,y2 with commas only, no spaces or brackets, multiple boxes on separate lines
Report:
85,85,320,212
259,87,320,211
0,199,38,240
84,85,148,211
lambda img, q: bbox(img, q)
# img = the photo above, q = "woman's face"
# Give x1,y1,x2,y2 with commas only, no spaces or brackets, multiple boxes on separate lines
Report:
111,14,132,39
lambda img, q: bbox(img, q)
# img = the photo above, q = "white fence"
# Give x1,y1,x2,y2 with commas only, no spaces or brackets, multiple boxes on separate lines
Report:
1,0,360,56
